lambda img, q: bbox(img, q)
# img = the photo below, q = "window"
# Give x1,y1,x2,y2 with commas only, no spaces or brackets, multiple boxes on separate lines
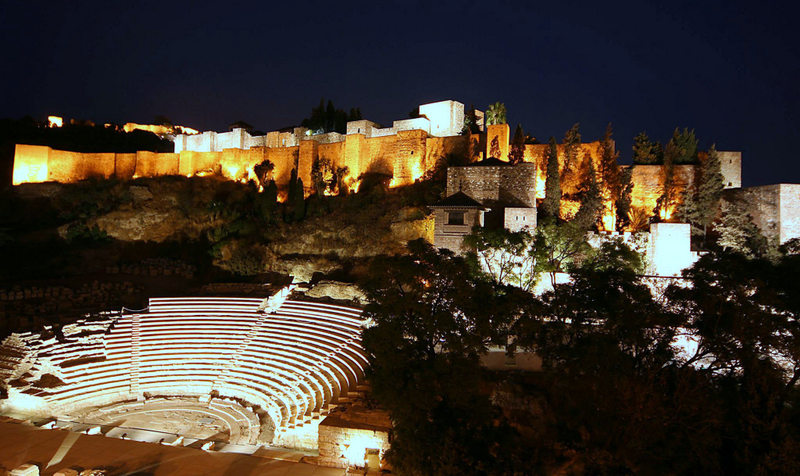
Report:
447,212,465,225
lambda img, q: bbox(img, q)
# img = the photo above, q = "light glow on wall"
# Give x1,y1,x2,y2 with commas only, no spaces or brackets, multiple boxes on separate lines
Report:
341,433,384,467
12,162,47,184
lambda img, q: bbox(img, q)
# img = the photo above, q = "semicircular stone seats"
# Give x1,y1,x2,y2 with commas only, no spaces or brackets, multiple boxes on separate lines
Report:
32,297,366,436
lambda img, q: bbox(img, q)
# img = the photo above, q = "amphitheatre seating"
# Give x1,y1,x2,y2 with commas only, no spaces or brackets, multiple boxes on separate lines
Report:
3,297,367,440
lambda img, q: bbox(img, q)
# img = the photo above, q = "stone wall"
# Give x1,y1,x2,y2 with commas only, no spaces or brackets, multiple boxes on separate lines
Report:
723,184,800,244
629,164,695,217
446,163,537,208
317,406,391,469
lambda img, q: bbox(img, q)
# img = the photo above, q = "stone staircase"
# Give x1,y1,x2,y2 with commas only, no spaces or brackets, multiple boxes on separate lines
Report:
210,312,267,393
129,314,142,400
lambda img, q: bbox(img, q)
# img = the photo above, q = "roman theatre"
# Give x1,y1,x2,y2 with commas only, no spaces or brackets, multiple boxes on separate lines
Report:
0,293,377,461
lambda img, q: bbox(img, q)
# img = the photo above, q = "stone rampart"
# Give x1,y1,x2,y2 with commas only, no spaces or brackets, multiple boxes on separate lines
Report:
723,183,800,244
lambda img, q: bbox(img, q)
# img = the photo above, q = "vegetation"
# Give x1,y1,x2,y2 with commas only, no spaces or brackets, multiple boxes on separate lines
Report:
669,127,699,164
678,145,725,243
508,124,525,165
632,131,662,165
597,124,622,230
573,157,602,230
541,137,560,219
485,102,507,126
362,239,800,475
300,98,362,134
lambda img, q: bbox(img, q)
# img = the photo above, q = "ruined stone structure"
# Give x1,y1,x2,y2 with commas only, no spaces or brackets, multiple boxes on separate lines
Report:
0,297,370,458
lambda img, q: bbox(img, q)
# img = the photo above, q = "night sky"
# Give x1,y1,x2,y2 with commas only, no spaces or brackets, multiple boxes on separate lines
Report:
2,0,797,186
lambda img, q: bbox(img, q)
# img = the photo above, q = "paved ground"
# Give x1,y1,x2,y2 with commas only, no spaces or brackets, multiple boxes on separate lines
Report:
0,420,346,476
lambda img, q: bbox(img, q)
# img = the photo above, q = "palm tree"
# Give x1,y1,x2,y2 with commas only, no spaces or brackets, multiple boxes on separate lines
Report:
485,102,507,125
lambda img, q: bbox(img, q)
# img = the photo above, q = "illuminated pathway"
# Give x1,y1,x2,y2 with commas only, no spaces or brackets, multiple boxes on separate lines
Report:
2,297,367,449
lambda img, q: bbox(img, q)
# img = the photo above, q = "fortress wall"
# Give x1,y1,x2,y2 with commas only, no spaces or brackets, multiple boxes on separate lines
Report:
524,142,604,199
779,184,800,243
318,141,345,168
115,153,137,180
364,135,398,175
48,149,116,182
630,165,695,215
719,151,742,188
178,150,222,176
134,151,180,178
425,135,470,171
724,185,781,242
218,148,254,181
299,140,318,186
266,145,300,187
392,130,427,186
499,163,538,208
344,134,366,179
215,129,247,151
12,144,49,185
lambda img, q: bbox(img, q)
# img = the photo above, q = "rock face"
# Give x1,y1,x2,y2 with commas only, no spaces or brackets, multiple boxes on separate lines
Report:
306,281,366,304
93,208,188,242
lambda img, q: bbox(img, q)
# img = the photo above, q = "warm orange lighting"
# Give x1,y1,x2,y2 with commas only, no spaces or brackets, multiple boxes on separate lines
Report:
224,164,240,180
48,116,63,128
12,162,47,184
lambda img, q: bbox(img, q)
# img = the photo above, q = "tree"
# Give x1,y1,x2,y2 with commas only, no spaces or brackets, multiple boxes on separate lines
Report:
716,199,769,258
598,124,622,231
562,123,581,172
573,157,602,230
665,252,800,473
485,102,507,125
533,219,592,287
632,132,662,164
333,165,349,195
678,145,725,243
508,124,526,164
463,226,539,291
542,137,561,219
253,159,274,189
153,115,172,127
310,156,333,196
616,167,634,231
669,128,698,164
360,240,523,474
654,137,678,221
300,98,355,134
461,105,481,134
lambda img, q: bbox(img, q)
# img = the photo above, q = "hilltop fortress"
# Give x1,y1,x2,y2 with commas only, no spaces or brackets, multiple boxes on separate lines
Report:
12,99,746,228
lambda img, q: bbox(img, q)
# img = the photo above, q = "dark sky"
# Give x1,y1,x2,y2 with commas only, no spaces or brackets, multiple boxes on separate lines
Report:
2,0,797,186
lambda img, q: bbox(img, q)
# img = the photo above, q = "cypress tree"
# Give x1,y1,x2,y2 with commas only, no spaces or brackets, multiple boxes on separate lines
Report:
615,167,634,231
632,132,663,165
543,137,561,219
574,158,602,230
679,145,724,242
655,140,677,221
666,127,698,164
598,124,621,230
293,177,306,221
508,124,526,164
562,123,581,171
